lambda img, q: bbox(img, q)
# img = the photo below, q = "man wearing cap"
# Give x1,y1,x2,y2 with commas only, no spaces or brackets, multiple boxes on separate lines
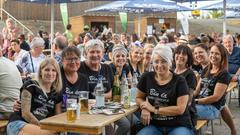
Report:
79,25,91,39
19,37,46,75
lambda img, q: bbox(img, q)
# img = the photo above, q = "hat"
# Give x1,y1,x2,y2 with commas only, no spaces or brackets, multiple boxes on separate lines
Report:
30,37,45,49
153,45,173,67
112,45,128,59
84,25,90,30
178,35,188,44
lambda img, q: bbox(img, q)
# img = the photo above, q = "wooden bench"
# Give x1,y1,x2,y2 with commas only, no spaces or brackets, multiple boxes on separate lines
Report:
0,120,8,133
226,82,238,93
196,120,208,135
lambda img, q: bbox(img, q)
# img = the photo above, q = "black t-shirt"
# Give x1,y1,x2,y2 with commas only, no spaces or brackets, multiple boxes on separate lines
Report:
109,63,131,79
192,64,202,74
78,61,114,99
128,59,141,79
137,72,192,128
60,67,89,111
178,69,197,127
9,80,61,123
179,69,197,90
199,69,231,110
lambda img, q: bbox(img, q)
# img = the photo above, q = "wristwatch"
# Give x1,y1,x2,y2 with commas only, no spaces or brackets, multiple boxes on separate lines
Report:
195,99,199,104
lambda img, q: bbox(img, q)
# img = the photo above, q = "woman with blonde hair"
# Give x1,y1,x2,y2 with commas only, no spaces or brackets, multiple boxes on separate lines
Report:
143,44,154,72
128,42,144,78
7,58,62,135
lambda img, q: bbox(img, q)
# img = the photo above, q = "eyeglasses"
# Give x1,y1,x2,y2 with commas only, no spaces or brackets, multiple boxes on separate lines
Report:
64,57,80,62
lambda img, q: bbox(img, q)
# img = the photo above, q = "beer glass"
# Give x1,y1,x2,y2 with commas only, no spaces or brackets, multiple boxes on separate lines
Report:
66,99,77,122
79,91,89,113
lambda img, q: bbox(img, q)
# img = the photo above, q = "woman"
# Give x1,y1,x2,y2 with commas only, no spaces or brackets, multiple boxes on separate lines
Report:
2,18,19,56
60,46,89,135
193,43,209,74
143,44,154,72
78,39,113,99
194,44,236,135
19,37,46,75
60,46,89,111
79,39,137,135
173,45,197,130
8,39,28,66
109,45,132,78
128,42,144,78
7,58,62,135
136,45,194,135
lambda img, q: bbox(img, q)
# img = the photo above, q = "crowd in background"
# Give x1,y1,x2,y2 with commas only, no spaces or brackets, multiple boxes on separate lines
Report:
0,17,240,135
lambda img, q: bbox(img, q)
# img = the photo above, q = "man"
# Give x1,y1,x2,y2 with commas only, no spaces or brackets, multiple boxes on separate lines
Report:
52,36,67,63
0,45,22,119
223,35,240,82
18,34,30,51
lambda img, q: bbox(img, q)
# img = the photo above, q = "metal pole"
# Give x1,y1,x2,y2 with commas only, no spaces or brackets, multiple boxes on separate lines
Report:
223,0,226,36
138,13,141,38
0,0,3,21
50,0,54,58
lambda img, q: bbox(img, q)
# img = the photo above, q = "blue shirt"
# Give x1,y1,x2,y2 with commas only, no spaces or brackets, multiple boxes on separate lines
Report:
228,47,240,74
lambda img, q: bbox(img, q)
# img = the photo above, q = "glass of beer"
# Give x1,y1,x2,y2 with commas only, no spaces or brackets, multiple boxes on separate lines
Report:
66,99,77,122
79,91,89,113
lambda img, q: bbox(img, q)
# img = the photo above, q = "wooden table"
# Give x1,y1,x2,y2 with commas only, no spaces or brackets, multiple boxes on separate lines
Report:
40,105,139,135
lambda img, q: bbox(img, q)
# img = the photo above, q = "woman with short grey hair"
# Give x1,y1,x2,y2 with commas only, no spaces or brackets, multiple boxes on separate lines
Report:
19,37,46,75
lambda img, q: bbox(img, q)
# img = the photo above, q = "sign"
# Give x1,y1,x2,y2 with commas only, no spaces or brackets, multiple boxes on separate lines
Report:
192,10,200,16
159,19,164,24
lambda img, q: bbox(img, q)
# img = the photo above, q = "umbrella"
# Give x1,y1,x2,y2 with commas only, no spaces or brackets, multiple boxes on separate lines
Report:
85,0,191,36
86,0,191,13
198,0,240,35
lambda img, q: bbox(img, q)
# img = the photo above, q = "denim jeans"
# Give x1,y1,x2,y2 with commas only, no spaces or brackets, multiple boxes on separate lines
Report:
136,125,194,135
196,104,220,120
7,120,27,135
114,114,140,135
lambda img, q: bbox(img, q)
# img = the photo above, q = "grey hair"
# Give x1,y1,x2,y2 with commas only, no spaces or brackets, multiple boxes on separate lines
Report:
223,35,234,43
85,39,104,52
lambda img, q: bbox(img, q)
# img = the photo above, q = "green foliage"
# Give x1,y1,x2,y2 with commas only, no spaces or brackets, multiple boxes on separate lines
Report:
208,10,224,19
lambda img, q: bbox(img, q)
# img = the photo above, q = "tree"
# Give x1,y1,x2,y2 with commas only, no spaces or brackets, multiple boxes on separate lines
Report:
208,10,224,19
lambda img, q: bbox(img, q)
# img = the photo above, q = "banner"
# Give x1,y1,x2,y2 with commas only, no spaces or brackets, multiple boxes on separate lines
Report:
60,3,69,30
180,14,189,35
119,12,127,33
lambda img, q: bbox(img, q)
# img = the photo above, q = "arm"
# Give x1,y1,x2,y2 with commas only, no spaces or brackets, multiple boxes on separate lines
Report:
196,83,227,104
21,90,39,125
231,68,240,82
194,78,202,97
104,89,112,100
55,102,62,115
141,95,189,116
136,89,151,125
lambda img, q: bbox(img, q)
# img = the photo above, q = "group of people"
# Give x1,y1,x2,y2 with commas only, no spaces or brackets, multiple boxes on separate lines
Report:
0,21,240,135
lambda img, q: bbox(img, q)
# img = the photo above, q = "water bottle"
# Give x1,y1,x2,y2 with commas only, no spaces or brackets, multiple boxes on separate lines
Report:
120,71,130,109
95,77,105,108
131,71,138,103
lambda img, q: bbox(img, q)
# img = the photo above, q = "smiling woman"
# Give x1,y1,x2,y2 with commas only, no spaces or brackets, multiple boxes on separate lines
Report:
136,45,194,135
7,58,62,135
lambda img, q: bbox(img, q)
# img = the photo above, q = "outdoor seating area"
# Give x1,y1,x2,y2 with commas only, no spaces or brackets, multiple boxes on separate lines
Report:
0,0,240,135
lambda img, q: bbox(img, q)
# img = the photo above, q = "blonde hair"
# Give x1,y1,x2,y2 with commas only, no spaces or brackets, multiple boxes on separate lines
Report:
37,58,62,92
129,45,144,74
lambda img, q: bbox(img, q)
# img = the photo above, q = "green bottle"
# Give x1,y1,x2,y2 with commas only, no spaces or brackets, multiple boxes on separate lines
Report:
112,73,121,102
